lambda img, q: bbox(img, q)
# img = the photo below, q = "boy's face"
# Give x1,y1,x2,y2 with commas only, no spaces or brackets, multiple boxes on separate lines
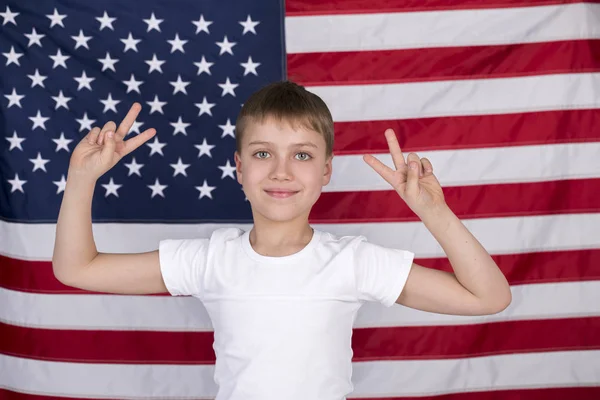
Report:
234,117,333,223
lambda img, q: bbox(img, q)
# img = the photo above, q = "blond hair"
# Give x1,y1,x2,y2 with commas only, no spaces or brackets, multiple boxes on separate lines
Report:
235,81,334,157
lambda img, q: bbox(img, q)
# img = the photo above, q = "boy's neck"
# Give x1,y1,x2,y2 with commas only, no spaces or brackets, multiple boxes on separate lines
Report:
248,219,314,257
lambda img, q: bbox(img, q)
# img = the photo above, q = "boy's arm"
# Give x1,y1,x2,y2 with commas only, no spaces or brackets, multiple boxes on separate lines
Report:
395,205,511,315
364,129,511,316
53,171,167,294
52,104,168,295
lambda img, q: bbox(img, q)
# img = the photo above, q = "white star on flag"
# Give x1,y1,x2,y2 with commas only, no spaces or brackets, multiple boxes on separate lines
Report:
101,177,122,197
170,75,190,95
195,138,215,158
28,69,47,88
96,11,116,30
3,46,23,66
124,158,144,176
5,88,24,108
218,160,237,179
241,56,260,76
8,173,26,193
239,15,259,35
51,90,72,110
46,8,67,28
0,6,19,26
144,12,163,32
168,34,187,53
146,137,167,156
147,178,168,198
146,95,166,114
50,49,70,69
100,93,120,113
25,28,45,47
216,36,236,55
170,158,191,177
121,33,141,52
53,175,67,194
52,133,73,152
195,97,216,116
194,56,213,75
123,74,143,94
219,119,236,138
98,52,119,72
6,131,25,151
74,71,95,91
145,54,165,73
30,152,50,172
192,15,212,34
218,78,238,97
29,110,49,130
196,180,216,199
76,112,96,131
170,116,190,135
71,30,92,49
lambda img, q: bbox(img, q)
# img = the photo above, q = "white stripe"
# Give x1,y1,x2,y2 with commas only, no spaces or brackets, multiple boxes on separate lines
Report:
285,3,600,53
328,142,600,192
1,350,598,398
1,213,598,260
307,72,600,122
2,280,599,330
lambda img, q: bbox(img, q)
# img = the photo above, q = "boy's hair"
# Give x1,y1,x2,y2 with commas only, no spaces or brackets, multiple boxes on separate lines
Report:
235,81,334,157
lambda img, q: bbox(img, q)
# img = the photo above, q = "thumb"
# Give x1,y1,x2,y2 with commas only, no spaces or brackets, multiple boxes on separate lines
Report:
100,130,117,164
406,160,420,198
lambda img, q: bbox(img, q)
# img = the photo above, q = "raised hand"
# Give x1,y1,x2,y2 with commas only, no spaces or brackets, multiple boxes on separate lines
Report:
68,103,156,181
363,129,446,219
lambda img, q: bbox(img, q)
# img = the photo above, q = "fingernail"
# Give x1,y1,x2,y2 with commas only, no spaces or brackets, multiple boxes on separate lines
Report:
410,162,417,169
107,131,114,138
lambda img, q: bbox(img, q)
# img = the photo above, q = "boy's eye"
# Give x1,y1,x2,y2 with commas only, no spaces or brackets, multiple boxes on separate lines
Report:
254,151,270,159
295,152,312,161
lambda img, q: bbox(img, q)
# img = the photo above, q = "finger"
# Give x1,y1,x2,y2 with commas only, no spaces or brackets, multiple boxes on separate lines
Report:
406,156,421,196
116,103,142,139
120,128,157,156
100,130,116,161
384,129,406,171
363,154,397,185
98,121,116,145
406,152,423,176
421,157,434,176
86,127,101,145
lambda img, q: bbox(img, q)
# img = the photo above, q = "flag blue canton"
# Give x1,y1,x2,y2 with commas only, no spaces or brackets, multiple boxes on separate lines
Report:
0,0,285,222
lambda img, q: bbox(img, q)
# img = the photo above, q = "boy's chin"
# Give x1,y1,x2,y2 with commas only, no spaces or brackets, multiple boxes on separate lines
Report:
252,205,310,224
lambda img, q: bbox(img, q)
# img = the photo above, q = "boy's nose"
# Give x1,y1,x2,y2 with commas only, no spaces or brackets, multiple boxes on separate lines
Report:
269,159,292,180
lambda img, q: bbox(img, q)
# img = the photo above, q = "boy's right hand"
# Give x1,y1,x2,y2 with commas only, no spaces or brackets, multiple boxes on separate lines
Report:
68,103,156,181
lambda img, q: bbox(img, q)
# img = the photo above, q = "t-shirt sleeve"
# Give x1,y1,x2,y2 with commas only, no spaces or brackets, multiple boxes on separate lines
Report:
353,239,415,307
158,238,209,296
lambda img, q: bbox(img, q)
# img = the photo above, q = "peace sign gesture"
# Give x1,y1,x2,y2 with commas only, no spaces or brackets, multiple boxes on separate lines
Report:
69,103,156,181
363,129,446,219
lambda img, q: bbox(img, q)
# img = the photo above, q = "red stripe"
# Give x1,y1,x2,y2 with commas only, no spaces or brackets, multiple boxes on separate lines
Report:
331,109,600,155
2,317,599,364
311,179,600,222
288,40,600,86
3,244,600,295
285,0,598,16
2,387,599,400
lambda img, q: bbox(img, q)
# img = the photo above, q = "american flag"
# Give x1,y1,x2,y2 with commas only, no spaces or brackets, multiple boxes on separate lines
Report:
1,0,599,398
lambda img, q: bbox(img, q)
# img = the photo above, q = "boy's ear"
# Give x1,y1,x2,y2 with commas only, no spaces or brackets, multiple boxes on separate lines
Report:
234,151,243,185
322,154,333,186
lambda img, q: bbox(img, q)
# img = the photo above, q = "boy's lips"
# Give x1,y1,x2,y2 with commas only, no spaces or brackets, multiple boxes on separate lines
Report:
264,189,300,198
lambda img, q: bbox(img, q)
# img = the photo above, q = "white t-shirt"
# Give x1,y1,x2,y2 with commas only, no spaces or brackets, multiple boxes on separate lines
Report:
159,227,414,400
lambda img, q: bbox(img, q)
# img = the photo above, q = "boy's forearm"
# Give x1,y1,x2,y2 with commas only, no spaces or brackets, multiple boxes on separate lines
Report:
420,205,511,307
52,170,99,280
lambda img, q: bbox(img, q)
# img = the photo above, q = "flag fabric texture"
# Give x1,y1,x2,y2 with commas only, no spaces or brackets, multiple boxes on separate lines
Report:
1,0,600,398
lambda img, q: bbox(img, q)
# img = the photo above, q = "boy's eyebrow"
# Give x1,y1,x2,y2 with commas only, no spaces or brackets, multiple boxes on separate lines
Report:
248,140,319,149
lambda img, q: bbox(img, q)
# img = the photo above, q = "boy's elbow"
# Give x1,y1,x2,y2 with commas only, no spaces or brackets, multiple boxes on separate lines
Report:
487,290,512,315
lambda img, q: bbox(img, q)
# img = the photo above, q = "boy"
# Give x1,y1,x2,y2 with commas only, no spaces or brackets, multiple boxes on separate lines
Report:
53,81,511,399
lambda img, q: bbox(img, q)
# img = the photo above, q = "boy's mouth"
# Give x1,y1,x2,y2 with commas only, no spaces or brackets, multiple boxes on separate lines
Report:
264,189,299,199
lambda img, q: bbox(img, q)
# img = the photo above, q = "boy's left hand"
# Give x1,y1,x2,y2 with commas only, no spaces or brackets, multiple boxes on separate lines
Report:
363,128,446,219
